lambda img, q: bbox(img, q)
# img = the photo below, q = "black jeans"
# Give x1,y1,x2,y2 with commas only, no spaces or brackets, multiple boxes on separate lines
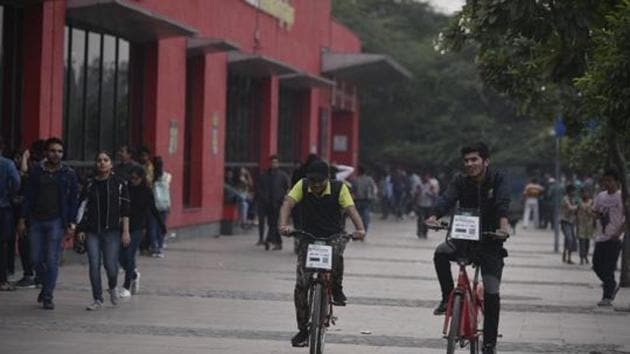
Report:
415,206,431,238
592,239,621,300
434,240,505,346
263,204,281,245
0,207,14,283
578,238,590,259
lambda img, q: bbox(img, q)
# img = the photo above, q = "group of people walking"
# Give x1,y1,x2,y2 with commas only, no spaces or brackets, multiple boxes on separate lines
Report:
0,137,171,311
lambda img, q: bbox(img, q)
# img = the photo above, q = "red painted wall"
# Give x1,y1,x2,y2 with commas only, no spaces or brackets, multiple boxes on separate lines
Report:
21,0,66,143
23,0,363,231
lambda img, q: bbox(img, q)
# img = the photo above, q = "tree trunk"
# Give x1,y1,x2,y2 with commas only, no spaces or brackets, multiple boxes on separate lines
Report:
607,121,630,287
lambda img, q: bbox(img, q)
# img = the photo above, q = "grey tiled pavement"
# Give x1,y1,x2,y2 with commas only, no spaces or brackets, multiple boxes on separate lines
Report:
1,217,629,354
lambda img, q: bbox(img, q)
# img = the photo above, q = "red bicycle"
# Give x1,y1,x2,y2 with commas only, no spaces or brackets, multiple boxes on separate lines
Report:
428,221,508,354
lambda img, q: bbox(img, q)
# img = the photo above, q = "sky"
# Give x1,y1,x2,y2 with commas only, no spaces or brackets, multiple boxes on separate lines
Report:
423,0,465,14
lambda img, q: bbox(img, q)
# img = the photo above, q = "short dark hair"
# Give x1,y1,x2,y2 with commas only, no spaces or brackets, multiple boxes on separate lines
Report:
130,164,145,179
461,142,490,160
45,137,64,150
94,150,113,162
565,184,576,194
138,145,151,155
603,168,620,181
119,145,136,155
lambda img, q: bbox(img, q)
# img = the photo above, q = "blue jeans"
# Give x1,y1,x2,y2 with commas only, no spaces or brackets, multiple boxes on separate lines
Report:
87,230,120,301
355,200,371,233
29,218,64,301
149,211,168,252
119,229,142,289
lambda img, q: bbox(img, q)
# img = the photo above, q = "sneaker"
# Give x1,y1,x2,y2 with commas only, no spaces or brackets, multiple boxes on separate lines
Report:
86,300,103,311
156,251,165,258
0,282,16,291
108,288,119,306
332,287,347,306
119,288,131,299
42,299,55,310
15,276,36,288
291,329,309,347
131,271,141,295
597,298,613,307
433,301,447,315
37,291,44,304
482,344,496,354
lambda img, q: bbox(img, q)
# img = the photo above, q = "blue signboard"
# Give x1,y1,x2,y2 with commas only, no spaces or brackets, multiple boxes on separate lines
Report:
554,117,566,138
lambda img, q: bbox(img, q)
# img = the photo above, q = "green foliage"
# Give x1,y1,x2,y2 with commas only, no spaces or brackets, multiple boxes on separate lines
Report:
332,0,553,171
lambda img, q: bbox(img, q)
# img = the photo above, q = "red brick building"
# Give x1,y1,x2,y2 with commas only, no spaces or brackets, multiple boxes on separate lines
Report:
0,0,409,235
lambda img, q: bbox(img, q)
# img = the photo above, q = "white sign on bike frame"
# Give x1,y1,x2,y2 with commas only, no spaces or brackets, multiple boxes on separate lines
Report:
305,244,333,270
451,214,480,241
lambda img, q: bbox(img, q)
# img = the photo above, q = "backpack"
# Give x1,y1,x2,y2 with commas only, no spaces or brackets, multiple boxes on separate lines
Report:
153,173,171,211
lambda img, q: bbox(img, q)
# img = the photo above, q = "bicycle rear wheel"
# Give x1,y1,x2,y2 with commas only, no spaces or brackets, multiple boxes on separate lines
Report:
446,294,462,354
309,283,326,354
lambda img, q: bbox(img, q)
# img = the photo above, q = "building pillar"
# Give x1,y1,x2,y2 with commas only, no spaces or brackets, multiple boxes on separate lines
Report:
259,75,279,169
21,0,66,144
300,89,319,159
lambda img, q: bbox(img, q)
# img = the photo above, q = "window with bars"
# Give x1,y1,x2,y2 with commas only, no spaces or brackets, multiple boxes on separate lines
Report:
63,25,130,163
225,73,262,165
0,5,23,152
278,87,301,164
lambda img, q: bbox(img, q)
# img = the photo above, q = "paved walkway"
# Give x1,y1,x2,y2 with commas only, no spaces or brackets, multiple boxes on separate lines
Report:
1,217,629,354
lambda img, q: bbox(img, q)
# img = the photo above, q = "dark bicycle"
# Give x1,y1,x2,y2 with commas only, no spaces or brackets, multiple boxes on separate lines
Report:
289,230,354,354
426,219,509,354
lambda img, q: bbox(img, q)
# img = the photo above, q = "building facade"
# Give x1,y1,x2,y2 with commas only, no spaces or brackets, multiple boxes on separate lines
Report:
0,0,409,234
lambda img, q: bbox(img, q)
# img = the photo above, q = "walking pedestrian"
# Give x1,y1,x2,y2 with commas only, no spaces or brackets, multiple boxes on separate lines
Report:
414,172,437,239
76,151,131,310
17,137,79,310
560,184,578,264
13,140,45,288
255,155,290,250
576,189,595,265
149,156,171,258
592,169,625,307
114,145,141,182
118,165,165,298
522,177,544,229
0,138,20,291
351,165,377,236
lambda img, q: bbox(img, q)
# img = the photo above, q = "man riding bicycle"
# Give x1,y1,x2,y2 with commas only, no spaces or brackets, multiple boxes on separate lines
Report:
279,159,366,347
425,142,510,354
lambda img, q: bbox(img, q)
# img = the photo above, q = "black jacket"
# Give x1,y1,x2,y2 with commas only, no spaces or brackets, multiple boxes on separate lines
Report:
78,175,130,234
256,168,290,207
431,168,510,235
128,183,165,233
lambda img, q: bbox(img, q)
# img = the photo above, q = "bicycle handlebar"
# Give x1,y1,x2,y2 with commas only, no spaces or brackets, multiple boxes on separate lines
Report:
426,221,510,241
288,229,355,242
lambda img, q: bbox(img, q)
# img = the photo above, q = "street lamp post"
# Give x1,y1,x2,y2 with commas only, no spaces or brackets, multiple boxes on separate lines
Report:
553,117,566,253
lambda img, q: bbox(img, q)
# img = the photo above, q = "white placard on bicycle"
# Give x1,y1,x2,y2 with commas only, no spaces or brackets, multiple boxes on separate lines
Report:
451,214,480,241
305,244,333,270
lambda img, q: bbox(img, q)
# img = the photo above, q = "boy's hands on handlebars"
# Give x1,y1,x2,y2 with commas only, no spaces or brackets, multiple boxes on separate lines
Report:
353,229,366,241
279,225,291,236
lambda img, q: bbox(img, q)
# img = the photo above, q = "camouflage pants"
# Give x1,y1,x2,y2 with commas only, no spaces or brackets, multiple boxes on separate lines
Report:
294,238,347,331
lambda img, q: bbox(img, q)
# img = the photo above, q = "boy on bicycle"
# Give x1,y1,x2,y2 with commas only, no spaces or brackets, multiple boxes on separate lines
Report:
425,142,510,354
279,159,365,347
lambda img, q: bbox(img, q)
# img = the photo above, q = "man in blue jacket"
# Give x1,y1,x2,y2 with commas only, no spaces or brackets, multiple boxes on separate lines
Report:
0,137,20,291
17,137,79,310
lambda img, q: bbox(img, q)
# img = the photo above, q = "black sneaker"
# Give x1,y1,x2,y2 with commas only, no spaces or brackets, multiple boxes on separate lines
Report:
291,329,309,347
42,299,55,310
37,290,44,303
482,344,496,354
15,276,36,288
332,288,347,306
433,301,447,315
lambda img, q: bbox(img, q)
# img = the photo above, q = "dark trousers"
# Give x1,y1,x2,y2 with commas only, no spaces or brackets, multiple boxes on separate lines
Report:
261,204,281,245
415,206,431,238
434,241,504,346
119,229,142,289
294,239,346,331
0,207,14,283
592,239,621,300
355,199,371,233
578,238,590,259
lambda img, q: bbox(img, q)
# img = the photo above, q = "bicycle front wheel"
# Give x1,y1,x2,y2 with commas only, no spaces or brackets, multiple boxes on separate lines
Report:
309,283,326,354
446,293,462,354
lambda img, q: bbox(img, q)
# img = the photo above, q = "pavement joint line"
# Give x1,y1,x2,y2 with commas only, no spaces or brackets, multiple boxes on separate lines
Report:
38,284,630,316
0,318,625,353
132,260,598,289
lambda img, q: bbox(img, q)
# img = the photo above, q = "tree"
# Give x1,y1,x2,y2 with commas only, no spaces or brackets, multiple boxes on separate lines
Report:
332,0,554,173
441,0,630,286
